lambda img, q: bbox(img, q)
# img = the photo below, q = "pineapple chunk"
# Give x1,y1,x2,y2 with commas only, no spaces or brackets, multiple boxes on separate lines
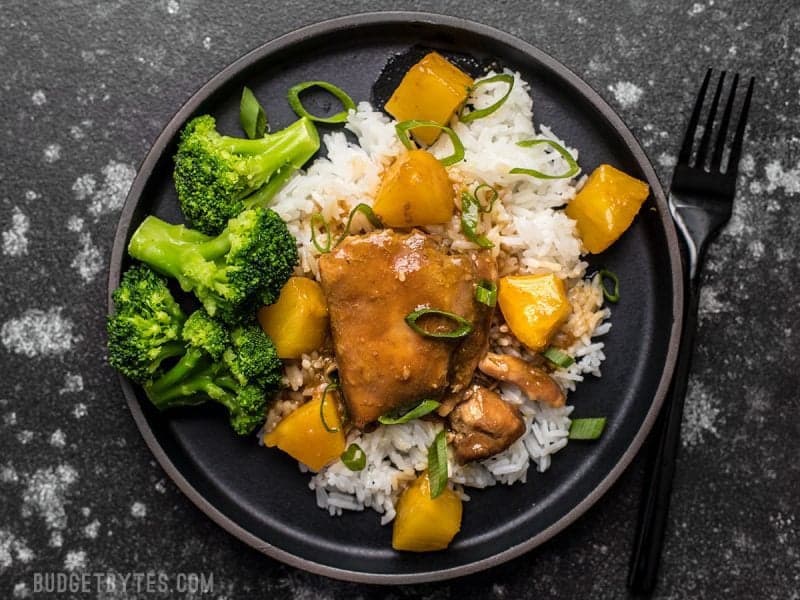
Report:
263,388,345,472
257,277,328,359
565,164,650,253
373,150,454,227
385,52,473,145
392,472,462,552
497,273,571,352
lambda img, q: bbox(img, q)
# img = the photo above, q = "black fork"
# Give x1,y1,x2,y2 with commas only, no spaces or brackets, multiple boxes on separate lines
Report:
627,69,755,595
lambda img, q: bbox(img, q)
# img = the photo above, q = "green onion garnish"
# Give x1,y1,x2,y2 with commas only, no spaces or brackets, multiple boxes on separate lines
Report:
334,203,382,247
405,308,473,340
395,120,465,166
319,383,340,433
460,191,494,249
340,443,366,471
542,347,575,368
310,213,331,253
460,73,515,123
598,269,620,303
378,399,441,425
568,417,607,440
510,139,580,180
475,280,497,307
287,81,356,124
473,183,498,213
239,86,268,139
427,429,449,499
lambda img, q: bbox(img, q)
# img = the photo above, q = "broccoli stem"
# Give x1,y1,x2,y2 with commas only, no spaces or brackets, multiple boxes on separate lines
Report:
227,117,319,200
146,374,230,408
146,347,208,398
145,346,239,410
237,121,318,208
128,217,201,282
195,231,232,260
220,116,319,157
242,164,298,209
147,367,243,419
199,381,240,414
150,341,188,366
128,217,236,291
214,375,241,393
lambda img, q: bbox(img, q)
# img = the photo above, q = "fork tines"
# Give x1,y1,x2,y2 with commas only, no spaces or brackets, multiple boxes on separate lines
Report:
677,69,755,175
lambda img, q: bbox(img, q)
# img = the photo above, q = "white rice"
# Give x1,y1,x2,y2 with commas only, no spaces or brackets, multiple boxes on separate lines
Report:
268,70,610,523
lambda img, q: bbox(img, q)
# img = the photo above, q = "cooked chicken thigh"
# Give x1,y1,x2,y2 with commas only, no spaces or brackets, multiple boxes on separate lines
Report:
449,385,525,463
478,352,565,407
319,229,493,428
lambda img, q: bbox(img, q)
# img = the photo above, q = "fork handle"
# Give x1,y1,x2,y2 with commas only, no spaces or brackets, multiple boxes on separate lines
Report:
627,274,699,595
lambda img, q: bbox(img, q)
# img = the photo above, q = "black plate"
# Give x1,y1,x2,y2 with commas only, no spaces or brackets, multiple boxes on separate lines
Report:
108,12,683,583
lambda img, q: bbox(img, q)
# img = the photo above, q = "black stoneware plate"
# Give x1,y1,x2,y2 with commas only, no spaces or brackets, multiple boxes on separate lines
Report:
108,12,683,583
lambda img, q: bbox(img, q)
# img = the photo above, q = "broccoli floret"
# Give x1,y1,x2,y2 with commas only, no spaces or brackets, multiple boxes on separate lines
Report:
183,309,228,359
107,264,186,383
144,310,282,435
224,324,282,390
174,114,320,234
127,207,298,323
222,384,272,436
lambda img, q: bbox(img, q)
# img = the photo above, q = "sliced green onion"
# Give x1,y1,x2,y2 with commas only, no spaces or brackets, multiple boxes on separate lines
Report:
475,280,497,307
310,213,331,253
378,399,441,425
334,203,382,246
542,347,575,368
460,191,494,249
598,269,620,303
240,86,268,139
395,120,465,166
287,81,356,124
340,443,366,471
569,417,607,440
510,139,580,180
405,308,473,340
319,383,340,433
474,183,498,213
460,73,515,123
427,429,449,499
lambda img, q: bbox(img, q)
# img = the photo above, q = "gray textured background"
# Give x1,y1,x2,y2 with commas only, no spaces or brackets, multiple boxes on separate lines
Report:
1,1,798,598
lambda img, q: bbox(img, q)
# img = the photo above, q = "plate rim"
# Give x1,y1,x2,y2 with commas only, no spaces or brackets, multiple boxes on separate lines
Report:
108,10,684,584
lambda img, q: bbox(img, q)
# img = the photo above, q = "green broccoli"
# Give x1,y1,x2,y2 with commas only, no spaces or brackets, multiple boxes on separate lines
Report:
144,309,282,435
107,264,186,383
174,114,320,234
223,325,283,390
127,207,298,323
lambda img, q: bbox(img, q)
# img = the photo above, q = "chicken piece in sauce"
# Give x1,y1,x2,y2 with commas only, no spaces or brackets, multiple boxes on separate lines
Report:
478,352,566,407
449,385,525,464
438,252,497,417
319,229,492,429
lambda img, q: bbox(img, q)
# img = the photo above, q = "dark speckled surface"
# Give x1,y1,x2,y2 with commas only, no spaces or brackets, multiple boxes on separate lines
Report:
1,1,798,599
